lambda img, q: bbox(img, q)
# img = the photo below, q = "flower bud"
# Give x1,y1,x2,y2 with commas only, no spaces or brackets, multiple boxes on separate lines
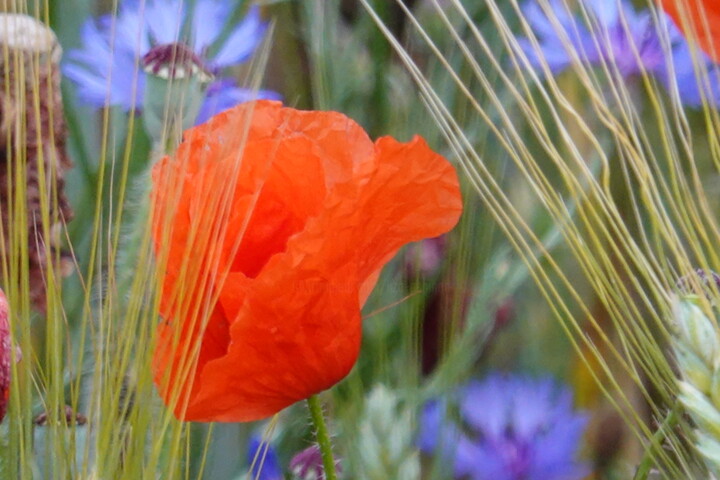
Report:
679,381,720,440
290,444,341,480
675,342,714,394
671,295,720,367
141,43,213,144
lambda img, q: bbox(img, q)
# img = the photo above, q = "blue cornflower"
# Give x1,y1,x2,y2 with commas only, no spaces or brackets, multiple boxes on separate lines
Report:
247,435,283,480
518,0,666,77
517,0,720,108
661,23,720,108
418,373,589,480
64,0,280,121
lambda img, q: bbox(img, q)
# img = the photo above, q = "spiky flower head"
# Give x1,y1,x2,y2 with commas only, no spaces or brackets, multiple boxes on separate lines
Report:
419,373,589,480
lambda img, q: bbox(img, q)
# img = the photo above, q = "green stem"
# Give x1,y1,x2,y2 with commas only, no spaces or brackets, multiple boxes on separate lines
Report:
306,395,338,480
633,403,680,480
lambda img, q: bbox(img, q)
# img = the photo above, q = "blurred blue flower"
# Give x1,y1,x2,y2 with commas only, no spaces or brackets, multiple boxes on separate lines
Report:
247,435,283,480
517,0,720,108
64,0,279,121
419,373,589,480
196,78,281,124
661,24,720,108
517,0,666,77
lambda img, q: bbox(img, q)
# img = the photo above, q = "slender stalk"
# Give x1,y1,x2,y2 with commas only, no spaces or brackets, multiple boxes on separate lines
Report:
633,403,680,480
306,395,337,480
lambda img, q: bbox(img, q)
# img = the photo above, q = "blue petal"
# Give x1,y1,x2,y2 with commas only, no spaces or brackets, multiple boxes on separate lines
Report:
195,78,281,124
662,40,720,108
114,2,151,54
247,435,283,480
584,0,618,26
460,375,510,437
191,0,232,53
423,373,589,480
64,17,144,110
418,401,482,478
63,64,113,107
145,0,186,45
211,5,268,68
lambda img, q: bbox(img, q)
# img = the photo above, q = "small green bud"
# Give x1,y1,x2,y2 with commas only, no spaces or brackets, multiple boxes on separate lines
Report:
141,43,213,146
672,296,720,366
679,381,720,441
352,385,420,480
675,343,714,394
693,431,720,476
710,367,720,410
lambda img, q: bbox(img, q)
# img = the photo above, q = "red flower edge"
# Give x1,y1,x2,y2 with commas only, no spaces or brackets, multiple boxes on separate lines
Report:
151,101,463,422
661,0,720,63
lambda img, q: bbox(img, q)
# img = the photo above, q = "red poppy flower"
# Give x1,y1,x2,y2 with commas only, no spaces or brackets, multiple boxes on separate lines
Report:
151,100,462,422
661,0,720,63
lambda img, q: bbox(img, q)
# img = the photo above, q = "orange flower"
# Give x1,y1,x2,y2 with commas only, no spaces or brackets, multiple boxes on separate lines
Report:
661,0,720,62
151,101,462,422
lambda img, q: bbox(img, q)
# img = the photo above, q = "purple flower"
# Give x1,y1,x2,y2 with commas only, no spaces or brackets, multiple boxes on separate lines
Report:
195,78,282,124
289,444,342,480
64,0,279,122
419,373,589,480
518,0,665,76
404,235,448,279
516,0,720,108
247,435,283,480
660,23,720,108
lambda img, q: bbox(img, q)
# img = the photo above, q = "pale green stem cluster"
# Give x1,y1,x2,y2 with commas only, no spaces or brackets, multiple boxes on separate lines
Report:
352,385,420,480
671,295,720,476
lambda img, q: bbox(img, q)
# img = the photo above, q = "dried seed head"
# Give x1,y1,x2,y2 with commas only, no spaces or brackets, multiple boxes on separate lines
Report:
0,14,61,63
0,14,73,311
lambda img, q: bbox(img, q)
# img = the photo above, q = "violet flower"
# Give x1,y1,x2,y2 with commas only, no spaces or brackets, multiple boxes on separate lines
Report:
517,0,665,76
517,0,720,108
247,435,283,480
419,373,589,480
64,0,280,123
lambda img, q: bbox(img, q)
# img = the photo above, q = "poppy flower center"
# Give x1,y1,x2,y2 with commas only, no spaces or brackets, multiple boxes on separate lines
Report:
224,134,329,279
230,185,308,279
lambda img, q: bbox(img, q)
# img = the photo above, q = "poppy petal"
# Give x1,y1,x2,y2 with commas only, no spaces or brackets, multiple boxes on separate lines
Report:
151,101,462,422
662,0,720,63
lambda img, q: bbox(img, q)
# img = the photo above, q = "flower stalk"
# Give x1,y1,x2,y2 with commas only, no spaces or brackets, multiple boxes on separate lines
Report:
306,395,338,480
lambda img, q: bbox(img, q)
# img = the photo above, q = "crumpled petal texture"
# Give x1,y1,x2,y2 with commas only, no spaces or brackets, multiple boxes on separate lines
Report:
151,100,462,422
662,0,720,63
